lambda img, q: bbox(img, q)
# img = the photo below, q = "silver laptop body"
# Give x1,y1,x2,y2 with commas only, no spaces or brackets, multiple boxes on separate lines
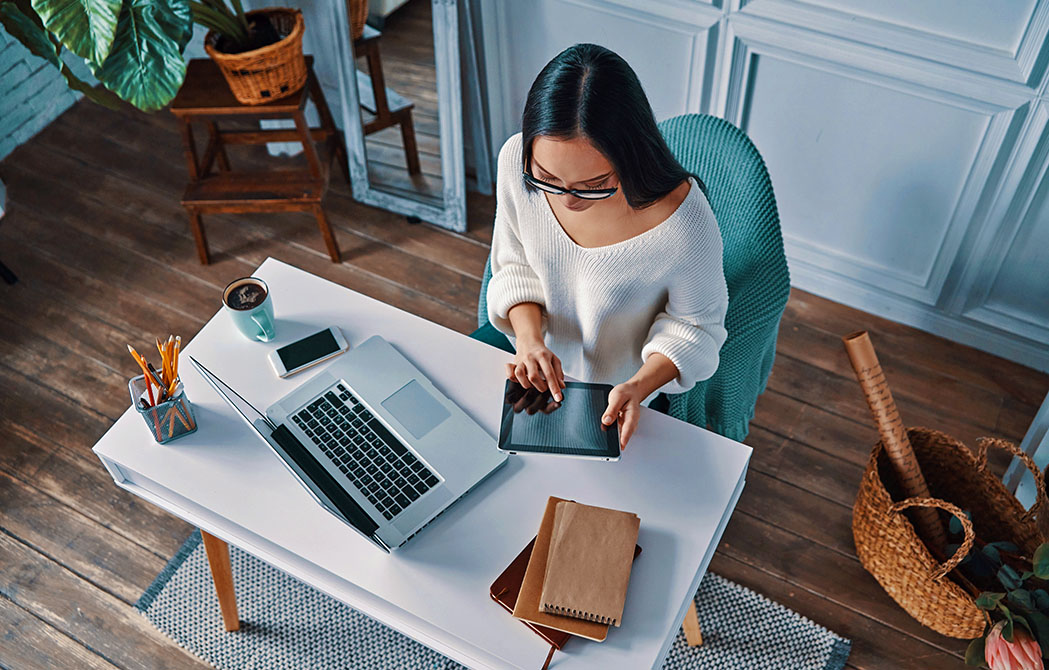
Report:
190,335,507,552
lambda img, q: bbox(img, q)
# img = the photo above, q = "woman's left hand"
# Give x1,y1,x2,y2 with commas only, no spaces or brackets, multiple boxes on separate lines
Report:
602,381,645,450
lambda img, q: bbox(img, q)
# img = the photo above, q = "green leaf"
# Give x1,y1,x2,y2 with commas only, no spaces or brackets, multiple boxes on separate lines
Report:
1035,544,1049,579
59,62,123,108
1036,589,1049,612
1000,605,1016,643
984,544,1002,565
1028,612,1049,658
989,542,1021,553
965,636,986,666
1015,613,1034,636
1000,566,1022,591
0,3,61,68
92,0,188,111
977,592,1006,610
1010,589,1035,612
30,0,121,66
158,0,191,52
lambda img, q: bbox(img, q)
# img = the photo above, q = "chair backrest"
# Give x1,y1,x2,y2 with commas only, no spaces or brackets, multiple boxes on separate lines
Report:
658,114,789,438
477,115,789,438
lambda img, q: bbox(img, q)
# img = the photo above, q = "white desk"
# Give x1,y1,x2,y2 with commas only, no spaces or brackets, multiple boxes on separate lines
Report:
93,258,751,670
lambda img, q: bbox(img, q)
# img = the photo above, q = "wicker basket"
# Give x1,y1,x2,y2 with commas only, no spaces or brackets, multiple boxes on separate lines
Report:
347,0,368,40
853,428,1049,639
205,8,307,105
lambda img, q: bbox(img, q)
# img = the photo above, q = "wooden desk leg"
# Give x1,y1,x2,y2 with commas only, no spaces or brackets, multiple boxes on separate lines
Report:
200,530,240,632
186,210,210,265
313,205,340,263
682,599,703,647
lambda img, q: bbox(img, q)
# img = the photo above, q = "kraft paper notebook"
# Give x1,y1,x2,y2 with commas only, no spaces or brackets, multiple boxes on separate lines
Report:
512,497,640,641
490,537,643,649
540,501,640,627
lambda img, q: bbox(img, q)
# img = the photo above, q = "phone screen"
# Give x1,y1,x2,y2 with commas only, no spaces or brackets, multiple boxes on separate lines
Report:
277,329,340,371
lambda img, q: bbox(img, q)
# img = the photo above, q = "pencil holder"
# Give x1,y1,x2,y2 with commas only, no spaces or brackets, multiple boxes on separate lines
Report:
129,375,198,444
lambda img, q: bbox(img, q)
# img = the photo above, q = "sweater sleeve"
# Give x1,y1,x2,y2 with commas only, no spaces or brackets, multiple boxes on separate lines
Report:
640,208,729,395
486,134,546,335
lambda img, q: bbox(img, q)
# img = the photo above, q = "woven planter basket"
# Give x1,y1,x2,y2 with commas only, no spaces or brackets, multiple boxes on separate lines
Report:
205,8,307,105
854,428,1049,639
347,0,368,40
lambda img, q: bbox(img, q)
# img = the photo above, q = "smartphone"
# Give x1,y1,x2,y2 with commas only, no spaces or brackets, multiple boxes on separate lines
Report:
267,327,349,378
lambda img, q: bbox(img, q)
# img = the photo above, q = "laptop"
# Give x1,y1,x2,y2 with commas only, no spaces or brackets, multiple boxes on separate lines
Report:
189,335,507,552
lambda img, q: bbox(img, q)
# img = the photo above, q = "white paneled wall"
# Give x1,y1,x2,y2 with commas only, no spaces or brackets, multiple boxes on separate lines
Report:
478,0,1049,371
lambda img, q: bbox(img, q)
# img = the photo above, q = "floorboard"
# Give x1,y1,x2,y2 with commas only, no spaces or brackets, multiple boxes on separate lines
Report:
0,2,1046,666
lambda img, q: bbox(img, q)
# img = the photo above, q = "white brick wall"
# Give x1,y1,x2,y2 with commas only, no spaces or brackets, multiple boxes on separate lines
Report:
0,30,85,161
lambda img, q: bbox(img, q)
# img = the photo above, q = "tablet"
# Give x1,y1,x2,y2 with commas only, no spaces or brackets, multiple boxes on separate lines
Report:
498,379,620,460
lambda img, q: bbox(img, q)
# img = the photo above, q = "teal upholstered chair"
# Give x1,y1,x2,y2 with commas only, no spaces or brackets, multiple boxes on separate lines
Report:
471,114,790,442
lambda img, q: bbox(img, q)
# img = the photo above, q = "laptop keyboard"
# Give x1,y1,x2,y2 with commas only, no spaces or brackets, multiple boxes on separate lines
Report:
291,384,441,521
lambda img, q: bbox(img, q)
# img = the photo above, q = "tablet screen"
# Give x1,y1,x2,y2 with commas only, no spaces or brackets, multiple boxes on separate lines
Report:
498,380,620,458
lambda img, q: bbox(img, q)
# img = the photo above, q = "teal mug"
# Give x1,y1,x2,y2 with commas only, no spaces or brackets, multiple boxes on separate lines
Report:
223,277,276,342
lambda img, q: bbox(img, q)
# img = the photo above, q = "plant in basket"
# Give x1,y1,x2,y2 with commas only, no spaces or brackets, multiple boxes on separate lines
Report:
953,520,1049,669
191,0,306,105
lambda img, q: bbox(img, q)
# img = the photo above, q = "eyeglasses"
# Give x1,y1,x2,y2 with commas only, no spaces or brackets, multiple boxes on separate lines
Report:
522,172,618,200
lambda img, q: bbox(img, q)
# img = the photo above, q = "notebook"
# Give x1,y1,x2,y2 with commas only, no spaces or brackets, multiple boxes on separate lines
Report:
490,536,643,650
490,538,573,651
539,501,640,627
512,497,641,641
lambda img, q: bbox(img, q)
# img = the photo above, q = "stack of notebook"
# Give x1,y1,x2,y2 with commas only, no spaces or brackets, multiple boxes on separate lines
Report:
491,496,641,648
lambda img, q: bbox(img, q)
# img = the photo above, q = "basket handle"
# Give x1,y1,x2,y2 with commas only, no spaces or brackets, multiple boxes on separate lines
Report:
889,497,975,581
975,437,1048,524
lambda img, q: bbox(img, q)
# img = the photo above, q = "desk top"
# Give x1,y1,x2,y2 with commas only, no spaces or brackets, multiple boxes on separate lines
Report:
92,258,751,670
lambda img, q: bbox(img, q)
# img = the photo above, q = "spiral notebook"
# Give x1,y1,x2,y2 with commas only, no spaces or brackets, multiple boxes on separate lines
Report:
538,500,640,627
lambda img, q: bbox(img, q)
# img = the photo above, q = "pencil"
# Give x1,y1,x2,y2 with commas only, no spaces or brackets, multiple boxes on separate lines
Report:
127,346,156,406
173,336,181,379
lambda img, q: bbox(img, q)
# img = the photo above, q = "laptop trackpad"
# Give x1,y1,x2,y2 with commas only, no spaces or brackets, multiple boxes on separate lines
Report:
381,379,451,439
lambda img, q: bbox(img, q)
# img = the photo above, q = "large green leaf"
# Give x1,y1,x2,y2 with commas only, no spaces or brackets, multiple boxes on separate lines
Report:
0,3,61,68
162,0,191,51
60,62,123,108
92,0,188,111
30,0,121,66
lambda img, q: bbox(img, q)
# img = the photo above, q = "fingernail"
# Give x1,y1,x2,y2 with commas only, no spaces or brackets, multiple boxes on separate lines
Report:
554,393,562,401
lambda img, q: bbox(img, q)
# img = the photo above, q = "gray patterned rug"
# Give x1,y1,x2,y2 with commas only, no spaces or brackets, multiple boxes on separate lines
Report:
138,531,850,669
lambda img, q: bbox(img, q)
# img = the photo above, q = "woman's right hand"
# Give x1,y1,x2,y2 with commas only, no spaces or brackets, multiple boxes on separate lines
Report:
506,336,564,402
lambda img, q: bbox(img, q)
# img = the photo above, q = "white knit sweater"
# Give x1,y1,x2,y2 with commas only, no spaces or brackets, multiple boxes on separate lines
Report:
486,133,729,399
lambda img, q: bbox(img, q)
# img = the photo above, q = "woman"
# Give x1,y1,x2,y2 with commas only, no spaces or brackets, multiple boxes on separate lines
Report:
487,43,728,449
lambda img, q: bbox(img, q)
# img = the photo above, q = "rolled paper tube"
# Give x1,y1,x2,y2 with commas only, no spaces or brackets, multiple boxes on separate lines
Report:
842,330,948,555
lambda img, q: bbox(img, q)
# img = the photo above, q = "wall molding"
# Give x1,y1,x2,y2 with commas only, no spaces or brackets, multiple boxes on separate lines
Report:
718,19,1030,306
741,0,1049,86
789,258,1049,373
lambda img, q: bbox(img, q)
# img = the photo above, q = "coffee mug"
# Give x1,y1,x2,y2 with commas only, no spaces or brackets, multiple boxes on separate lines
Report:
223,277,276,342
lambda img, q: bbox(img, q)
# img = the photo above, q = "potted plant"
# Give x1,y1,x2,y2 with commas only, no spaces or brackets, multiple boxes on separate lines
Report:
0,0,307,111
191,0,307,105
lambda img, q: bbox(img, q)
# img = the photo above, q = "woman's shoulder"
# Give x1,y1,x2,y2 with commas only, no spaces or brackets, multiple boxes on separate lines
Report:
669,179,723,256
497,132,524,171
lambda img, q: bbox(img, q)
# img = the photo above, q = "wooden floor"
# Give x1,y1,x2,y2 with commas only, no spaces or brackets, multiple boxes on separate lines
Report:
2,44,1048,670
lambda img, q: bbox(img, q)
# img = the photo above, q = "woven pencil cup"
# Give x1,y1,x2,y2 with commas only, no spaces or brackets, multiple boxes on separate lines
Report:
205,8,307,105
853,428,1049,639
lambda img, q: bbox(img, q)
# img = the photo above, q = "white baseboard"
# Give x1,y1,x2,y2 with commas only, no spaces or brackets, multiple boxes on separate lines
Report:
788,258,1049,373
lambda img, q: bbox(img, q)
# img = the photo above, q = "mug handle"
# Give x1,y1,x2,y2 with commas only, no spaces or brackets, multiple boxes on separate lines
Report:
250,311,276,342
